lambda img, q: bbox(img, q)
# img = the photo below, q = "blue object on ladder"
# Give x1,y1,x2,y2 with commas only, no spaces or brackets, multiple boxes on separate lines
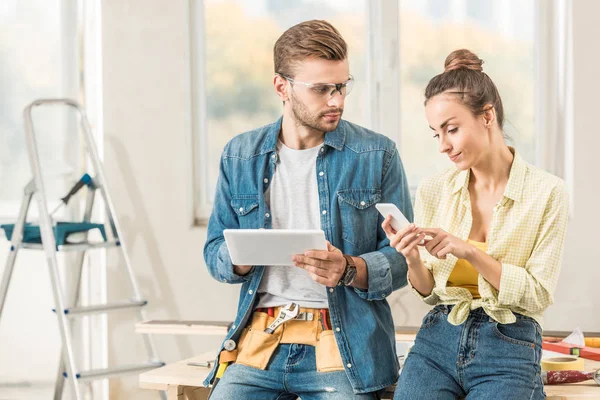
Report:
0,222,108,247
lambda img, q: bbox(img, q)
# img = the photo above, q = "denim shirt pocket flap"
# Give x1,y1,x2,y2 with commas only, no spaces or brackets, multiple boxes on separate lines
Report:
231,196,259,216
337,189,382,210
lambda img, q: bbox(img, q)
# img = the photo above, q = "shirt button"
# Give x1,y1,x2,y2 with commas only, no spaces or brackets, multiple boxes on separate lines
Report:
239,207,244,213
322,210,327,215
272,154,276,158
360,201,366,206
222,278,228,283
336,327,340,332
329,288,334,293
319,171,324,177
320,148,324,153
265,213,270,218
248,290,253,295
264,178,269,183
231,324,236,330
347,363,352,368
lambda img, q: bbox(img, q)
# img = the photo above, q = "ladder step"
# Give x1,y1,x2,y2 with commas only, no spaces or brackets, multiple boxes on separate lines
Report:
19,240,120,252
64,362,165,381
56,300,148,316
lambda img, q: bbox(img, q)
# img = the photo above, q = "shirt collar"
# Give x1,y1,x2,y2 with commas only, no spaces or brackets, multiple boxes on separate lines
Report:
452,147,526,202
261,116,346,153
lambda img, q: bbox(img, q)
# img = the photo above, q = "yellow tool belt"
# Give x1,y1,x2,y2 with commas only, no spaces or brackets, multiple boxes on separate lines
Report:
218,306,344,372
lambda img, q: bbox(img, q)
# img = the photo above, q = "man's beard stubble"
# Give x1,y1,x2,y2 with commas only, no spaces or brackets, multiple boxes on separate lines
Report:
290,90,343,133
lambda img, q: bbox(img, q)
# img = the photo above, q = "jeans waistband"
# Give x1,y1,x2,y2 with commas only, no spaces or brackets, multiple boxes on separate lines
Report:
433,304,537,325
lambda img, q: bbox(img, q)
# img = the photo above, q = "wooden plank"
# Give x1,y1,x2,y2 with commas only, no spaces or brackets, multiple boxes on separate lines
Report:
183,386,210,400
140,352,215,390
136,320,232,336
167,385,183,400
141,349,600,399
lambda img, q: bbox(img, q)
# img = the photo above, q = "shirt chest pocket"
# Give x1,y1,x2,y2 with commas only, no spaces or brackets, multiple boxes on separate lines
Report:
231,196,260,229
337,189,381,251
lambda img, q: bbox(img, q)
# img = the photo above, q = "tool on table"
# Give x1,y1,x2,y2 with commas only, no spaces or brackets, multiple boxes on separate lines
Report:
542,368,600,385
264,303,299,334
542,356,585,372
187,361,211,368
585,337,600,348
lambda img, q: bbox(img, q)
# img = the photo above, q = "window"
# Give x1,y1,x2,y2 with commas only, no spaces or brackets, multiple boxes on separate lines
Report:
0,0,86,388
398,0,536,192
192,0,368,223
0,0,81,221
193,0,562,221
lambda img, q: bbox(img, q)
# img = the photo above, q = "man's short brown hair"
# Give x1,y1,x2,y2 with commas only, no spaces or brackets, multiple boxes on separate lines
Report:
274,20,348,78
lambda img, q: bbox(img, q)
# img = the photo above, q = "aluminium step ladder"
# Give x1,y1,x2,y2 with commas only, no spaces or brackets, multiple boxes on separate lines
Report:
0,99,165,400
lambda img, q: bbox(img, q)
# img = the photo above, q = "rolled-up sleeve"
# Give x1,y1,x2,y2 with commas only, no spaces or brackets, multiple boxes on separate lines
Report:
204,150,254,284
497,183,570,313
354,147,413,300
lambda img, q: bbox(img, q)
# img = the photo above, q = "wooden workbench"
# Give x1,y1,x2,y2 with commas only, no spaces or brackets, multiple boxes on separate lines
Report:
140,352,600,400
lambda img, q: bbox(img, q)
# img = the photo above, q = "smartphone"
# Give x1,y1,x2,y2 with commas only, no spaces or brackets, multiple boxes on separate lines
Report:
375,203,410,232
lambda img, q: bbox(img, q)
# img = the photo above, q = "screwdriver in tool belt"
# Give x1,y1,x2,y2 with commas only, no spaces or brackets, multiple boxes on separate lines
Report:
319,309,329,330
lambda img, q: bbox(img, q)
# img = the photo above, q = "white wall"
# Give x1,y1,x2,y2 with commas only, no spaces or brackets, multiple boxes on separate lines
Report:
0,247,62,383
543,0,600,332
99,0,600,398
100,2,237,399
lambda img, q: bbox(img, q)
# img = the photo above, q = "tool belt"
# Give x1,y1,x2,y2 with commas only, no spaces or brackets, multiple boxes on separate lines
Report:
218,305,344,372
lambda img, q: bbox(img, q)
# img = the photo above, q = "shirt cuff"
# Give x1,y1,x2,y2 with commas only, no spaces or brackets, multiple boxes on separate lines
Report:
217,241,253,284
353,250,393,301
408,272,439,305
497,263,527,306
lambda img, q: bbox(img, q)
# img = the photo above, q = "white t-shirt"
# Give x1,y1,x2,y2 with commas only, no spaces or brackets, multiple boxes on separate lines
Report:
256,140,329,309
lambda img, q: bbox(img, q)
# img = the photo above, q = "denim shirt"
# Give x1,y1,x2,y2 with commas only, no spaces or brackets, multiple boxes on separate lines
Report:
203,117,413,393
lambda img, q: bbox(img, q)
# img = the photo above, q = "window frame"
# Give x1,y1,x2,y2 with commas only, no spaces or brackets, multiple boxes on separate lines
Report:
190,0,571,224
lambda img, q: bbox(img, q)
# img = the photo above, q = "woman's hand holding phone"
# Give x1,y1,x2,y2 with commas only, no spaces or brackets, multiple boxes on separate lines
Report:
381,216,426,265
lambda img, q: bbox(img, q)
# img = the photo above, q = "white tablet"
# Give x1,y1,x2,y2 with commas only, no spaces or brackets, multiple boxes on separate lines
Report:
223,229,327,267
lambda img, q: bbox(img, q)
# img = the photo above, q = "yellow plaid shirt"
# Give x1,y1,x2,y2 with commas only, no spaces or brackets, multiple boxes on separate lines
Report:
411,150,570,326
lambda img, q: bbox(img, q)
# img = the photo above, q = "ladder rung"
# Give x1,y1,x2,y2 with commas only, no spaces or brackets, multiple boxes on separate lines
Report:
19,240,120,251
64,362,165,381
57,300,147,316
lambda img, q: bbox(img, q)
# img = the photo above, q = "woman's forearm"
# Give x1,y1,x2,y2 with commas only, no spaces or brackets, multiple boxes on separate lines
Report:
465,247,502,290
407,258,435,296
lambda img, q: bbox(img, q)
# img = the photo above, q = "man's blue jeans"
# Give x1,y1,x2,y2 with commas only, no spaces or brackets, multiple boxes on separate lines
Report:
394,305,545,400
209,343,379,399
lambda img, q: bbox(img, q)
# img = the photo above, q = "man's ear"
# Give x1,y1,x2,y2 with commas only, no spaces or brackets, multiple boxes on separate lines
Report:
274,74,289,102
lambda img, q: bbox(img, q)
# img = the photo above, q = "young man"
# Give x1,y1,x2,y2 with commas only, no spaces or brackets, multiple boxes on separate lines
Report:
204,20,412,399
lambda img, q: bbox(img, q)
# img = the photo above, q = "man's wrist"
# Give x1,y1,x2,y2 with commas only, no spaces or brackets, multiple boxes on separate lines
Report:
348,256,368,289
233,264,253,276
338,255,357,286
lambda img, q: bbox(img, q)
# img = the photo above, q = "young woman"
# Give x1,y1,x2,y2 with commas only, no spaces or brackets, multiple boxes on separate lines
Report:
386,49,569,399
